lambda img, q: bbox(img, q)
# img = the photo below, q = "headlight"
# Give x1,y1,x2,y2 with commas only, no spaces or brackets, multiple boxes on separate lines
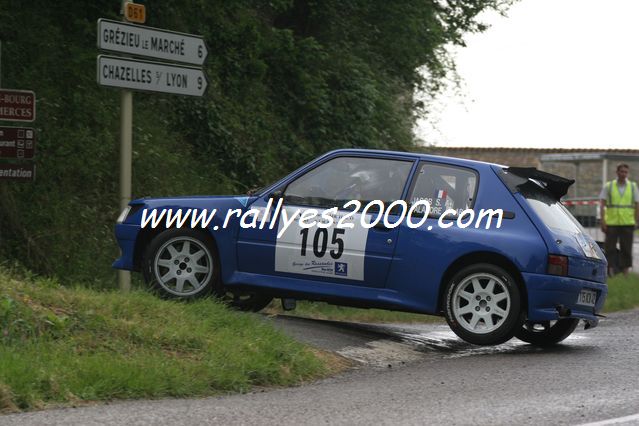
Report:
117,206,132,224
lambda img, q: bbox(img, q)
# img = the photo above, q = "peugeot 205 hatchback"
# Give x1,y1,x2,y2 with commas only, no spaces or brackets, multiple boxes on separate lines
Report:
113,149,607,346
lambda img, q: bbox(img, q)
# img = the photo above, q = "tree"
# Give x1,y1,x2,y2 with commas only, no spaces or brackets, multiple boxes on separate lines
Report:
0,0,515,285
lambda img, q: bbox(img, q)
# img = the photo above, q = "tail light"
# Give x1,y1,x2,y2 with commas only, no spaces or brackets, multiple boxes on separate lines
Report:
548,254,568,276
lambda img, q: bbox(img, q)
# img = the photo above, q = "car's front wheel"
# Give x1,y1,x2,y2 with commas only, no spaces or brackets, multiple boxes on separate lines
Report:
142,229,272,311
515,319,579,347
143,229,217,299
444,263,524,345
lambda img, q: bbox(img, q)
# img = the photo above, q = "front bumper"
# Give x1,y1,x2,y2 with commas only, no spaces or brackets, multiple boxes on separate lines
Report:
522,272,608,327
112,223,140,271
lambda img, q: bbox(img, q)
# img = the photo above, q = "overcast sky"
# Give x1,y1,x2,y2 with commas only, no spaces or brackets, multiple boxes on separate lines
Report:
414,0,639,149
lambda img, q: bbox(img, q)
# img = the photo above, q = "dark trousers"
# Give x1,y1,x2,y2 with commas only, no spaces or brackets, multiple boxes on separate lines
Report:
605,226,635,269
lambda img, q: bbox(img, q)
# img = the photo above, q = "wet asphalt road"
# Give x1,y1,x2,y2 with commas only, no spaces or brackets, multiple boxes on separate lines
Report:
3,310,639,426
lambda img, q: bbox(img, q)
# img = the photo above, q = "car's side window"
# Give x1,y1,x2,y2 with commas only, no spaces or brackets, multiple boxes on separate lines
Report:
408,163,478,217
284,157,413,208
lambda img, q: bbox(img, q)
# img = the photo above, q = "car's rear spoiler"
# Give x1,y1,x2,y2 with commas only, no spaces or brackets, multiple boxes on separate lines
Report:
498,167,574,200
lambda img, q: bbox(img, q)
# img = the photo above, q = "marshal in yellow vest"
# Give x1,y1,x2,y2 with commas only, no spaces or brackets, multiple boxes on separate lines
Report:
605,180,637,226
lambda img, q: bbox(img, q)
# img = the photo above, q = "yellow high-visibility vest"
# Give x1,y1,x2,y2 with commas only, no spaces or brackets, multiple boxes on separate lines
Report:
605,180,636,226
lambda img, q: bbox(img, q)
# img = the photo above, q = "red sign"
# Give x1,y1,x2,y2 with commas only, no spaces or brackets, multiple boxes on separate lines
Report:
0,89,36,122
0,163,36,182
0,127,36,159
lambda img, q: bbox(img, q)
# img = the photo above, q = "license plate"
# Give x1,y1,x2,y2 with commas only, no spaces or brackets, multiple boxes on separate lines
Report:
577,289,597,307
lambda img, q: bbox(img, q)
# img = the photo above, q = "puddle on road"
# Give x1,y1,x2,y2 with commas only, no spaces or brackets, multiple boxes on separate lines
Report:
396,330,530,359
336,324,590,367
277,316,593,367
395,328,589,359
337,340,424,368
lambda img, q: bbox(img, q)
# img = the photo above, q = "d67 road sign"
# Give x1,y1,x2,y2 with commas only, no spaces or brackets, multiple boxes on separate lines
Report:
124,2,146,24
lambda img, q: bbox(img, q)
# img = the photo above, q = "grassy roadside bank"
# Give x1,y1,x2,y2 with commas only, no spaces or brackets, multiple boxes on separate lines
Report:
603,273,639,312
0,269,343,413
1,269,636,413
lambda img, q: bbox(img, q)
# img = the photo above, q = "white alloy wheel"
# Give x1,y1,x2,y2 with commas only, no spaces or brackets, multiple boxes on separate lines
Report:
153,236,214,297
444,263,524,345
451,272,511,335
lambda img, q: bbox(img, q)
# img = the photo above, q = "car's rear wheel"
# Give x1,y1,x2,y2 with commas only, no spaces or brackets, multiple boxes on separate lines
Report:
142,229,272,311
515,319,579,346
444,263,524,345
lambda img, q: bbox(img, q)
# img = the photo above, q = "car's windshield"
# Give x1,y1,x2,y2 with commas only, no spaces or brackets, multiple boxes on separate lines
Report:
519,179,583,233
283,157,412,208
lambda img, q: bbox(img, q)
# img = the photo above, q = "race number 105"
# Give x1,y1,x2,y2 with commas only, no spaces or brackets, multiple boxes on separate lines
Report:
300,228,345,259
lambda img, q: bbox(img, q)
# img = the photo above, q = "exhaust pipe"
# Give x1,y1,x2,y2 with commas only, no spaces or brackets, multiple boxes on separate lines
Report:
556,304,571,317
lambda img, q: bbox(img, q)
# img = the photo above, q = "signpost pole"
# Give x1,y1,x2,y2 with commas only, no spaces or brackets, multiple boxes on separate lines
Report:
118,0,132,293
118,90,132,292
99,1,205,292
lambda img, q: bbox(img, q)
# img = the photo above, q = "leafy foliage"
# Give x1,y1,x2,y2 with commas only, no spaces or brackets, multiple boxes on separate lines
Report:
0,0,512,286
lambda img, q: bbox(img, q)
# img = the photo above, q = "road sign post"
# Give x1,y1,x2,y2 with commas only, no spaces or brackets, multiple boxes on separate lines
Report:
100,2,208,292
117,0,132,294
118,88,132,293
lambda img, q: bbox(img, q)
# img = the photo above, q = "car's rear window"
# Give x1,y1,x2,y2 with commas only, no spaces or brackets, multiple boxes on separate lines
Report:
408,163,478,217
519,180,583,233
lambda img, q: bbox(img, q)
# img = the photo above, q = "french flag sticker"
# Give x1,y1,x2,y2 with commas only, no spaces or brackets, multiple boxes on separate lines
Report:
435,189,447,199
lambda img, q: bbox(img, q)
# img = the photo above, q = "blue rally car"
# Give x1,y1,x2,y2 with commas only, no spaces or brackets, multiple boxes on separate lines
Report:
113,149,607,346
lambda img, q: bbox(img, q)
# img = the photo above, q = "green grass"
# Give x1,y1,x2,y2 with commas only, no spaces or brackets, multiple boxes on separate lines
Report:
2,268,637,414
603,273,639,312
0,269,336,413
266,301,443,324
